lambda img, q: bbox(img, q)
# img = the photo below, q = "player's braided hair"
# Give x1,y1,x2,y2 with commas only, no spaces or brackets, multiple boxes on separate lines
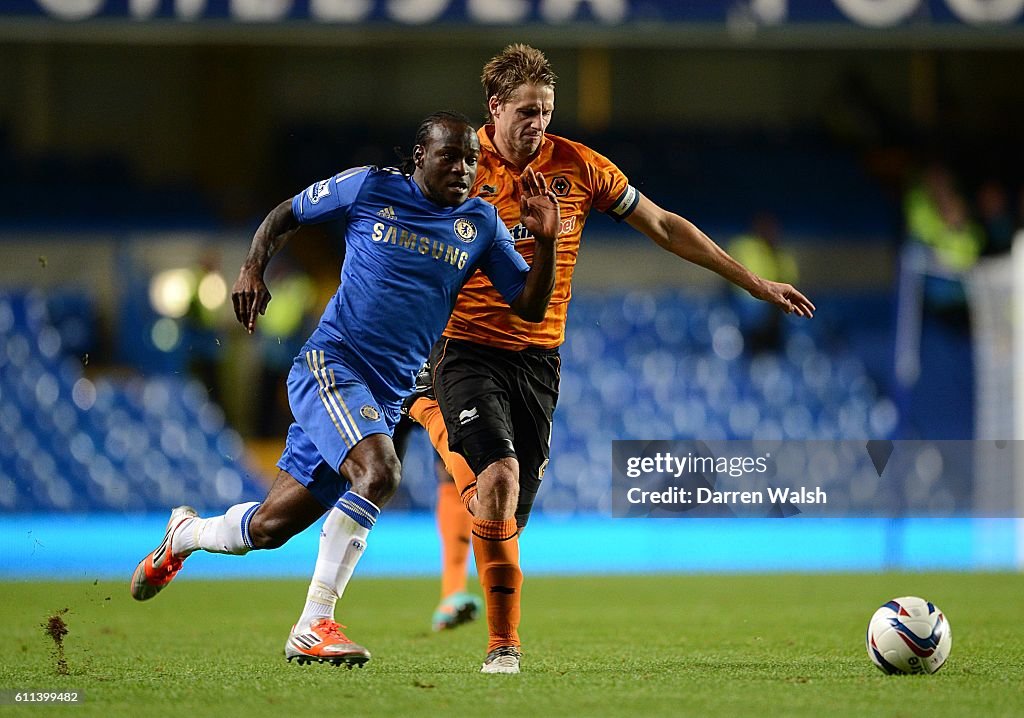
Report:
480,44,557,123
396,110,474,176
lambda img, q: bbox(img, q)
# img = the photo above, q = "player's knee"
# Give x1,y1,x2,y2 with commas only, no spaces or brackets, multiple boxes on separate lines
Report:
487,470,519,504
476,459,519,515
354,454,402,507
364,467,401,505
343,435,403,507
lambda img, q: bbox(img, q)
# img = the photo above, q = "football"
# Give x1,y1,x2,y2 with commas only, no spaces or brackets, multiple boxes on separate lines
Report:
866,596,952,674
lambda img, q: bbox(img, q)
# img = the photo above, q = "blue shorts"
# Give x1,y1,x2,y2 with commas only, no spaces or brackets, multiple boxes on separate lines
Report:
276,345,400,508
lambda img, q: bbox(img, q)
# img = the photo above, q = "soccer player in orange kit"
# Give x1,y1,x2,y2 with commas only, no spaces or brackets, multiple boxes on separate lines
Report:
406,45,814,674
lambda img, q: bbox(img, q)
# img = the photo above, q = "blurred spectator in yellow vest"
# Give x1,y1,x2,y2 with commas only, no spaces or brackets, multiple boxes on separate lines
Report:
727,213,799,353
903,163,984,323
905,163,984,271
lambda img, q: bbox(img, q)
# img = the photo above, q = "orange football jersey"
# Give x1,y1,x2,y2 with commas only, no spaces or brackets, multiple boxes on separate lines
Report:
442,126,639,350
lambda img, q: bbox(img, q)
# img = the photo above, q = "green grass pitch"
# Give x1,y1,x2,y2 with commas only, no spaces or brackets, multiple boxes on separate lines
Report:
1,573,1022,717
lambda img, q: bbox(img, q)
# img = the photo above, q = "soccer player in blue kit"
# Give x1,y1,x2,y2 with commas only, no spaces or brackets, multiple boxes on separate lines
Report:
129,111,561,667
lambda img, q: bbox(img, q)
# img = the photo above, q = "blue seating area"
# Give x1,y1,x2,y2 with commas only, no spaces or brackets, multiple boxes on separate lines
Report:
0,291,263,513
3,288,896,516
397,289,898,516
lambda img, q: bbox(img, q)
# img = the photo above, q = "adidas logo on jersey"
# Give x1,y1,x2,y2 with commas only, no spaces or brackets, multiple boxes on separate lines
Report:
377,206,397,220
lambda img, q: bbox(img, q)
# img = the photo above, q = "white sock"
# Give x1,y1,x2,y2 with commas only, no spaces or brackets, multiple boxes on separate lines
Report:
172,502,260,557
295,491,378,628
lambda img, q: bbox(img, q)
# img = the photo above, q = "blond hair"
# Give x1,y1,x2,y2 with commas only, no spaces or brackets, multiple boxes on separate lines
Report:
480,44,557,123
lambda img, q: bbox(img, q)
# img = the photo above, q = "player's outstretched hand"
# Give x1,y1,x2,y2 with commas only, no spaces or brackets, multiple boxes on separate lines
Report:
232,266,272,334
752,280,816,318
519,167,560,243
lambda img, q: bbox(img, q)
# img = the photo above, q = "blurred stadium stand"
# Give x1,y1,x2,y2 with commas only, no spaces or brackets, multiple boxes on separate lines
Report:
0,290,263,513
0,125,894,241
272,125,898,241
1,285,897,516
0,2,1019,576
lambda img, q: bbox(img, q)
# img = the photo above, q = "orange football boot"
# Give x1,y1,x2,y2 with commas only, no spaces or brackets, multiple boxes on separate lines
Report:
130,505,197,601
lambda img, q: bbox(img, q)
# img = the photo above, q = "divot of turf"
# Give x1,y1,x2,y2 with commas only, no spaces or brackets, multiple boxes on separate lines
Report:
43,607,70,675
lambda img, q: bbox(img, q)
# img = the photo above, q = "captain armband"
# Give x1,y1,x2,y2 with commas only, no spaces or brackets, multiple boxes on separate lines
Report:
606,184,640,222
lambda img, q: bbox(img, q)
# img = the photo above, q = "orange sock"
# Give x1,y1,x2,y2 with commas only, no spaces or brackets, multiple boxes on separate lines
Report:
437,479,472,599
471,517,522,652
410,397,478,508
412,398,518,647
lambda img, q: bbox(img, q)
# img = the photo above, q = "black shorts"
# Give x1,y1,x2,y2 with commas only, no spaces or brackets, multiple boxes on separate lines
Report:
429,337,559,527
391,414,417,463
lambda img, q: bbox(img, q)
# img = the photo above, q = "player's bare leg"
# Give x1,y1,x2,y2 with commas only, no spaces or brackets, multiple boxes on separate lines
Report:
410,396,522,673
471,457,523,674
286,433,401,667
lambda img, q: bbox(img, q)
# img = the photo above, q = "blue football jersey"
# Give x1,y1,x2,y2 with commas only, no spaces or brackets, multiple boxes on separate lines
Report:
291,166,529,403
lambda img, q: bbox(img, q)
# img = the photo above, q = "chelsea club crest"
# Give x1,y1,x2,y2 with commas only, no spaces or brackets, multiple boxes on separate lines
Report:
453,218,477,243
